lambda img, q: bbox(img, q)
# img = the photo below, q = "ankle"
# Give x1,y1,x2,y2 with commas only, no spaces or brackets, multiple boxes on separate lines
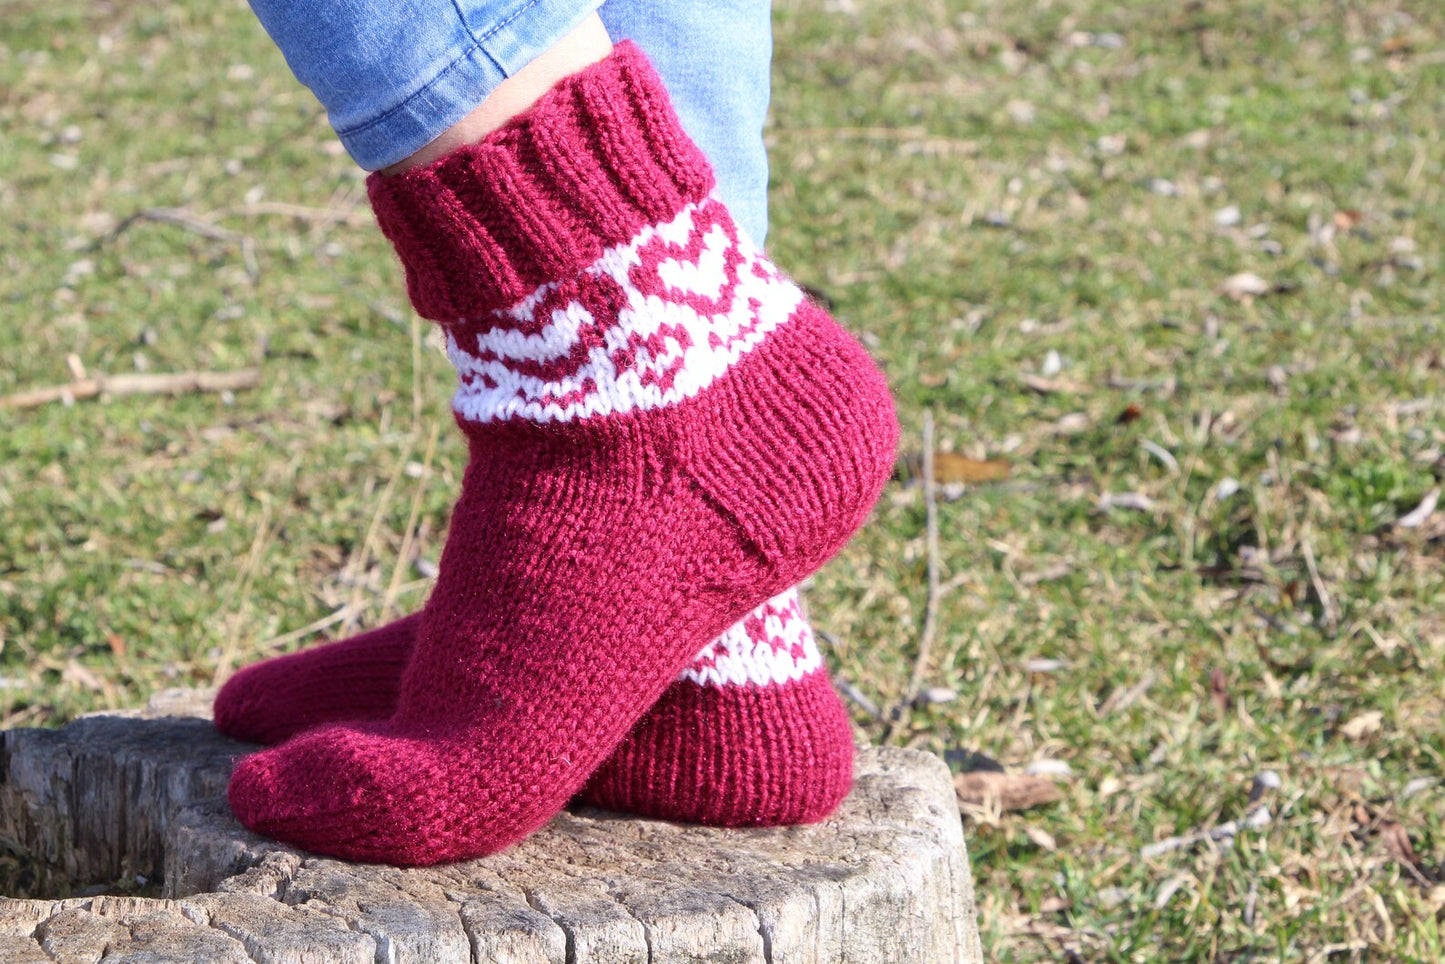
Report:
382,15,612,175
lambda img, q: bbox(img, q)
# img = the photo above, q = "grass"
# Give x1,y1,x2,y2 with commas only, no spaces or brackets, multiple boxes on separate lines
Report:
2,0,1442,959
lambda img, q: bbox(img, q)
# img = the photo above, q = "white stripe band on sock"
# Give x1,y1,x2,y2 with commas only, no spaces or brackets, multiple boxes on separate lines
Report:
446,198,803,425
679,591,824,690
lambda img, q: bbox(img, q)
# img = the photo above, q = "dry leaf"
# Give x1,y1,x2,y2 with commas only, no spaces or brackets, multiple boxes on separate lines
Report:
1024,826,1057,851
1214,204,1242,226
914,686,958,706
1024,759,1074,779
1353,802,1372,828
1396,487,1440,528
1217,272,1271,302
1333,209,1363,231
1154,874,1194,909
62,660,105,693
1052,412,1091,434
1098,491,1154,512
1096,887,1131,910
1019,562,1073,586
1323,763,1364,797
933,451,1011,484
1020,373,1086,394
1340,711,1384,740
955,771,1063,811
1401,777,1435,800
1379,821,1424,873
1210,667,1230,714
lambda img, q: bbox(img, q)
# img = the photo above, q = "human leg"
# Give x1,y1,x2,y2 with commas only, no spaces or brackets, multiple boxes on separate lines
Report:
246,0,607,170
226,46,897,862
220,0,858,822
224,0,856,833
598,0,772,244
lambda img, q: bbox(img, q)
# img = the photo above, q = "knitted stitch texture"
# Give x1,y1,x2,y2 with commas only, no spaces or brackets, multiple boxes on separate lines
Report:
215,589,854,826
215,614,419,745
582,590,854,825
226,43,896,865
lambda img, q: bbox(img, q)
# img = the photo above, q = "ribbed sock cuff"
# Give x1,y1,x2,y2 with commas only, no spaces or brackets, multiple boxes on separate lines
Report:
366,41,716,322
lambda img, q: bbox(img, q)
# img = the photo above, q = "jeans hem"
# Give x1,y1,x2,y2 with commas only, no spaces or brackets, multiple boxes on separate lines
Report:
337,0,602,170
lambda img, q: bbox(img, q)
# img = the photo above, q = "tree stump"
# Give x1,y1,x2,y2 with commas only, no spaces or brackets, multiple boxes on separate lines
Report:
0,690,983,963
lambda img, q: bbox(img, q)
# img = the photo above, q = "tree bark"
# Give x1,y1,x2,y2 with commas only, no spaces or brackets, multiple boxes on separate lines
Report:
0,690,983,963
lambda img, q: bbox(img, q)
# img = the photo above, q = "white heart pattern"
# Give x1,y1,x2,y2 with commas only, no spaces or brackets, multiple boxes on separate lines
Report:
678,590,823,689
445,198,803,424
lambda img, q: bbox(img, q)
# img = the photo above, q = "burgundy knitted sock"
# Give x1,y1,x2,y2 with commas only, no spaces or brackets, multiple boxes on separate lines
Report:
215,589,854,826
581,589,855,826
226,44,896,864
215,615,418,746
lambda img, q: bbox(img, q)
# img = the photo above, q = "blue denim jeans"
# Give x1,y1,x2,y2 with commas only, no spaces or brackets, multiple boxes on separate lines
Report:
247,0,772,241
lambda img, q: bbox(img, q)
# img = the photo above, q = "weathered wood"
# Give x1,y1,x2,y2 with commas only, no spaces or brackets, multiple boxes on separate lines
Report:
0,690,983,963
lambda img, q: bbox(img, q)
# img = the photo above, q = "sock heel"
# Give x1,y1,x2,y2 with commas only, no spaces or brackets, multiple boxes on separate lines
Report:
682,301,899,587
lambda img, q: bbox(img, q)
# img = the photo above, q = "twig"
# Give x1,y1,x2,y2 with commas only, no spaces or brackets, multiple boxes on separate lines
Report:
1019,373,1086,395
243,604,363,660
1300,532,1338,632
885,412,942,743
228,578,435,664
1396,486,1440,528
1107,374,1178,396
107,207,260,279
1243,880,1259,927
1140,439,1180,474
1,369,260,409
1,704,48,730
410,311,426,428
340,442,414,634
1096,670,1159,716
214,200,371,227
769,125,980,155
1139,807,1271,859
113,206,242,243
833,674,883,721
381,422,440,622
211,500,277,683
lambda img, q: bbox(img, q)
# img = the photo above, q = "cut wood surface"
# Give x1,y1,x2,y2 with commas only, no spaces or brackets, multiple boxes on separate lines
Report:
0,689,983,963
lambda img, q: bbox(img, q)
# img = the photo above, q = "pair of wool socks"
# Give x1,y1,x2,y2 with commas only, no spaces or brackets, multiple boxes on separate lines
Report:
216,588,856,827
223,42,898,865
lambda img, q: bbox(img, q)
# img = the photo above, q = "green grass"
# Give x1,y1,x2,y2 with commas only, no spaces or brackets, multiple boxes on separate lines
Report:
2,0,1443,959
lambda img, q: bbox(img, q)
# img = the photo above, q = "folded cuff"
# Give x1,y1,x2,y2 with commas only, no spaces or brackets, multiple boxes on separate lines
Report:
366,42,716,322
